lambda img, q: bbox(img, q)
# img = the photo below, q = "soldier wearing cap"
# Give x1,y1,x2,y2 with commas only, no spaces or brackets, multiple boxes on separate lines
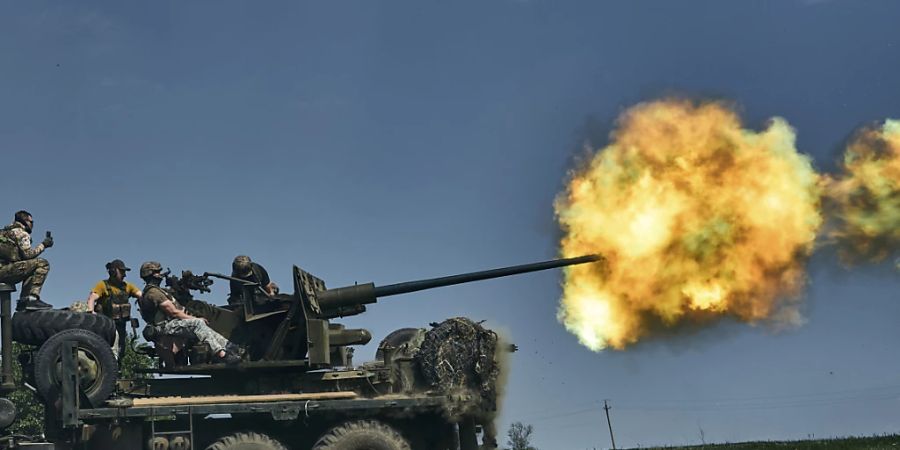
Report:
86,259,142,359
227,255,278,307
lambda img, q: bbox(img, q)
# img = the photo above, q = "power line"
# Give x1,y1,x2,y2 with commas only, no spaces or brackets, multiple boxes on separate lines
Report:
617,392,900,412
515,398,605,418
615,383,900,412
526,405,600,421
513,381,900,425
618,381,900,407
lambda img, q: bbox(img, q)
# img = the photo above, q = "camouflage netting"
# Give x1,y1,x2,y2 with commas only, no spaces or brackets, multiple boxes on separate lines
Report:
416,317,500,414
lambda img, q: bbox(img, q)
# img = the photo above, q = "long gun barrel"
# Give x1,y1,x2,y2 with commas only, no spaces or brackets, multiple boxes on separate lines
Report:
316,254,602,311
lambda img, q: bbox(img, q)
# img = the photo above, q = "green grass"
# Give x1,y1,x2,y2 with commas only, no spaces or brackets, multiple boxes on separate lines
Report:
627,434,900,450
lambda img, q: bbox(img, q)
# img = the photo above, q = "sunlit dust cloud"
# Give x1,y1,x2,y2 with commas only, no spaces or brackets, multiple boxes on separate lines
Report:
825,120,900,264
555,99,823,351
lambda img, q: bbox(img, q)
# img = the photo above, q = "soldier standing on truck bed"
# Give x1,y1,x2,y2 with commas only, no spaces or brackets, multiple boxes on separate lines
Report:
227,255,278,307
0,210,53,311
137,261,241,364
86,259,142,360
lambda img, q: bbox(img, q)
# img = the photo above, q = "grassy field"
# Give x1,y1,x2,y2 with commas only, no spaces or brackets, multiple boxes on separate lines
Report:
627,434,900,449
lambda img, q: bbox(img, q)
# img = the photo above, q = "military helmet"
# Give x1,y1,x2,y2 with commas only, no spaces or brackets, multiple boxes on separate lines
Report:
140,261,163,279
232,255,253,277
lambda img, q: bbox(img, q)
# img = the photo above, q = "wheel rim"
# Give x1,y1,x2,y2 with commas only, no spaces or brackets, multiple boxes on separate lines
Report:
51,347,103,394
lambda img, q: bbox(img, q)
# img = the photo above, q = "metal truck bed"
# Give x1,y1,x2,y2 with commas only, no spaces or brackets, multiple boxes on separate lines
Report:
79,394,447,421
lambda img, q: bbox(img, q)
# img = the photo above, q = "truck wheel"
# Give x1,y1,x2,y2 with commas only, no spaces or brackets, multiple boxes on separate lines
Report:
314,420,411,450
0,398,16,430
206,432,288,450
375,328,420,361
13,309,116,346
34,329,117,408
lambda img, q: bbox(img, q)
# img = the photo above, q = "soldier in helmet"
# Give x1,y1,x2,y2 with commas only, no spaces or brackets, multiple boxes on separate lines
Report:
86,259,142,360
227,255,278,307
138,261,240,364
0,210,53,311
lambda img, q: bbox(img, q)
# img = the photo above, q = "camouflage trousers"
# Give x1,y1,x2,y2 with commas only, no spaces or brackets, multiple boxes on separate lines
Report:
162,318,229,354
0,258,49,297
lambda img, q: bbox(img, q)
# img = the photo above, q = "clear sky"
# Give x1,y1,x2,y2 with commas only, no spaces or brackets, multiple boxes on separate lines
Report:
2,1,899,449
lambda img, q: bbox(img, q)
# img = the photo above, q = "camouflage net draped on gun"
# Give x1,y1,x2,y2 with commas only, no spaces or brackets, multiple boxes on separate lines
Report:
416,317,500,415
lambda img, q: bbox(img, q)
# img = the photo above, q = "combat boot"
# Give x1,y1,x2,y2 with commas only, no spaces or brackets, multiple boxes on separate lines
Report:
17,295,52,311
215,351,241,365
225,342,245,358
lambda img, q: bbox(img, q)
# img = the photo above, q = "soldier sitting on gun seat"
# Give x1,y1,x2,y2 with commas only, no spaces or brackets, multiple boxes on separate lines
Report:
137,261,240,365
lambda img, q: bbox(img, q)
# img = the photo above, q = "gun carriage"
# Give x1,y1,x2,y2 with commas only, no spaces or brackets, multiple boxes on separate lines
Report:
0,254,602,450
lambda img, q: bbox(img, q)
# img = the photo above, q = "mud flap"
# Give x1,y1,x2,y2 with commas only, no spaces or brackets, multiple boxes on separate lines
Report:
61,340,79,429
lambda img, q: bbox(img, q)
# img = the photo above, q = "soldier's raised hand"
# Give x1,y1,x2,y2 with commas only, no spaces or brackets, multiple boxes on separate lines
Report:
42,232,54,248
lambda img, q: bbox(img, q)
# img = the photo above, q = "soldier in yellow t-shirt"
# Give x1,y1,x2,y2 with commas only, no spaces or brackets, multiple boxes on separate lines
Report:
86,259,142,359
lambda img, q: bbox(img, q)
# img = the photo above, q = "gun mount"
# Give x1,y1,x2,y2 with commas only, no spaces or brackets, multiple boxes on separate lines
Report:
165,254,604,369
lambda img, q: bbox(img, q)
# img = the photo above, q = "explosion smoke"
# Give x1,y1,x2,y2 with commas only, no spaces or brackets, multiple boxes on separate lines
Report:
555,99,823,351
825,120,900,264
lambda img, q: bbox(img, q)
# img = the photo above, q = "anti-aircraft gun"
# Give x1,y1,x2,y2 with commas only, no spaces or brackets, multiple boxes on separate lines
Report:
1,254,603,450
167,254,603,370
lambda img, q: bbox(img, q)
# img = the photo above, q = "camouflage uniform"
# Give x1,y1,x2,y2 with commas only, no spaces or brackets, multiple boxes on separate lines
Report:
70,301,90,313
161,318,228,354
140,284,229,353
0,222,49,297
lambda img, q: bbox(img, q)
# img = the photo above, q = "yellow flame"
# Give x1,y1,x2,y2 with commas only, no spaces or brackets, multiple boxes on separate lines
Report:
826,119,900,263
555,99,823,351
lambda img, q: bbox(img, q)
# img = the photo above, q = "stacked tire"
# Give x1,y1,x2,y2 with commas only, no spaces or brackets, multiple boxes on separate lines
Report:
12,309,116,346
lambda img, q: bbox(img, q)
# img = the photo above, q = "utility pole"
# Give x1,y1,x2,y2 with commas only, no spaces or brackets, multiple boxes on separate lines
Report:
603,399,617,450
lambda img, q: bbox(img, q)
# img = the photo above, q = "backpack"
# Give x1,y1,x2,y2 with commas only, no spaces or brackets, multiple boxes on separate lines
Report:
0,227,19,264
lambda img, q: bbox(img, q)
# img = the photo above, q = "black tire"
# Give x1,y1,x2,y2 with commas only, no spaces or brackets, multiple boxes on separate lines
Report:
13,309,116,346
206,432,289,450
314,420,411,450
34,329,117,408
375,328,419,361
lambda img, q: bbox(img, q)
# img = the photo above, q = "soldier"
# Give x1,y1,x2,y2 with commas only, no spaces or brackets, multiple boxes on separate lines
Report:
227,255,278,306
86,259,142,360
0,210,53,311
137,261,240,364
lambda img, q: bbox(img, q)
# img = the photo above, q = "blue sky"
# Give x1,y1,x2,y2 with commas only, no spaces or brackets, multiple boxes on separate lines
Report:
2,1,899,448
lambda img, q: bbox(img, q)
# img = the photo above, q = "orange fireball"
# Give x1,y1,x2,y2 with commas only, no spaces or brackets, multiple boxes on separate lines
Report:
826,120,900,264
555,99,823,350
